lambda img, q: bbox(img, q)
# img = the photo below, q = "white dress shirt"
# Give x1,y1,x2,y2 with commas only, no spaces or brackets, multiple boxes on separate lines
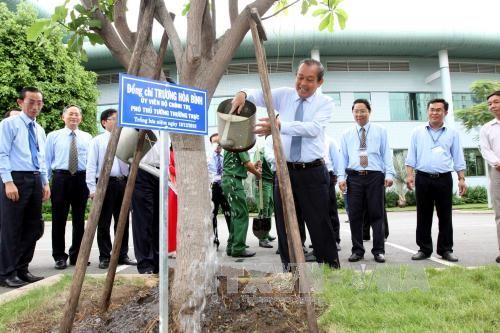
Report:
480,118,500,167
246,87,334,163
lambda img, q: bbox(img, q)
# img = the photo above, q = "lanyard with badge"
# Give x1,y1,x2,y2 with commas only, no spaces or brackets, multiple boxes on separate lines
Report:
427,126,445,154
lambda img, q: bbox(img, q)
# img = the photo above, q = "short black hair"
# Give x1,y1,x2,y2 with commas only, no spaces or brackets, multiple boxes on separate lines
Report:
352,99,371,111
487,91,500,101
209,133,219,143
427,98,449,111
298,59,325,82
100,108,117,129
19,86,41,100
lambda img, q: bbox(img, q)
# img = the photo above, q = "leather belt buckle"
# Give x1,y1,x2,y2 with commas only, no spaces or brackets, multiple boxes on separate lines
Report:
429,173,440,178
358,170,368,176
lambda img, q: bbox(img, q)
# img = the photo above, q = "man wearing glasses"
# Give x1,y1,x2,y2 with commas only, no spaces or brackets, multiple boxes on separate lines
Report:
406,98,467,262
0,87,50,288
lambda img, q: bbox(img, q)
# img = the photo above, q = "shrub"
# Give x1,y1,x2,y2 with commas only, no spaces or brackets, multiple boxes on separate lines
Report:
335,190,345,209
460,186,487,204
385,191,399,208
405,191,416,206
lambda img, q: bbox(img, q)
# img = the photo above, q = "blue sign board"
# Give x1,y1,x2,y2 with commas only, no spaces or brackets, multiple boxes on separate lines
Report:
118,73,208,134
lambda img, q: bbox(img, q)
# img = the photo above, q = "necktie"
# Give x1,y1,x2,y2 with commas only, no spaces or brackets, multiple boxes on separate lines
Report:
359,127,368,168
28,122,39,169
215,153,222,177
290,99,305,162
68,131,78,175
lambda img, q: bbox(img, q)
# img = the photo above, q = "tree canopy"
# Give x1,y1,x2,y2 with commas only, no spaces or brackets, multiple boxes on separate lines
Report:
0,2,99,134
455,80,500,131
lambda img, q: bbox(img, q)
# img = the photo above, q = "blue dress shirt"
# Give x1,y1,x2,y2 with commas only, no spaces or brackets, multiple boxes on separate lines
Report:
325,136,343,175
45,127,92,179
207,150,224,183
86,131,128,194
0,112,48,185
246,87,334,163
339,122,395,181
405,124,466,173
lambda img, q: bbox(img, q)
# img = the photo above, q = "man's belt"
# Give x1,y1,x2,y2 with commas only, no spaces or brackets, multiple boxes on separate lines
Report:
416,170,451,179
12,171,40,175
287,158,324,170
53,169,86,175
109,176,127,181
346,169,382,176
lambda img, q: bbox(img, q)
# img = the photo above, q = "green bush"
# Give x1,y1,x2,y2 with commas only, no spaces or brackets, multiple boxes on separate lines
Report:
385,191,399,208
335,190,345,209
460,186,487,204
405,191,416,206
452,195,464,205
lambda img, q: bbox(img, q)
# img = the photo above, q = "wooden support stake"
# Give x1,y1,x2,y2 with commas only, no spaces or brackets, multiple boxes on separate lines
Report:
249,8,319,333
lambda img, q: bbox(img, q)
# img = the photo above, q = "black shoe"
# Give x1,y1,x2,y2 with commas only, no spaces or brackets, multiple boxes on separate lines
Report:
305,252,317,262
214,238,220,249
411,251,430,260
336,242,341,251
374,254,386,263
259,240,273,248
496,255,500,263
275,249,280,255
348,253,364,262
0,275,29,288
267,235,276,242
302,246,309,254
18,271,44,283
232,250,256,258
118,257,137,266
54,259,67,270
441,251,458,262
99,259,110,269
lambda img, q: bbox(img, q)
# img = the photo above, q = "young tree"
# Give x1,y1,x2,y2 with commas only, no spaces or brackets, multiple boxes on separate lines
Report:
455,80,500,131
0,2,98,134
30,0,347,330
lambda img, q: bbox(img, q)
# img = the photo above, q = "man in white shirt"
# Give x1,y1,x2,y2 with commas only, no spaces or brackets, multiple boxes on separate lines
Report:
230,59,340,269
86,108,136,269
480,91,500,264
45,105,92,269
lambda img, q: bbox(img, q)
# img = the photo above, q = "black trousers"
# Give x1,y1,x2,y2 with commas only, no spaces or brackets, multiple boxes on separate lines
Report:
0,172,43,277
132,169,159,273
328,173,341,244
96,177,130,261
347,171,385,256
415,172,453,256
362,206,389,240
51,171,88,263
211,182,231,242
274,164,339,269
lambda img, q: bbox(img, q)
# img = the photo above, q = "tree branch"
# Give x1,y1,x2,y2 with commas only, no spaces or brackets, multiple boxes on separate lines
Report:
211,0,216,37
261,0,300,20
81,0,131,68
229,0,238,26
154,0,183,68
129,0,156,75
113,0,136,48
186,0,205,66
201,0,215,59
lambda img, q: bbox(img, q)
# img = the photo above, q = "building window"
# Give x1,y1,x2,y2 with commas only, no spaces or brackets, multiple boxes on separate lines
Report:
452,93,475,110
389,92,439,121
464,148,485,176
324,92,341,110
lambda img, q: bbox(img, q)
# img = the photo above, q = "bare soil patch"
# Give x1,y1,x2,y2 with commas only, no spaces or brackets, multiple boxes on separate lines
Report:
6,267,323,332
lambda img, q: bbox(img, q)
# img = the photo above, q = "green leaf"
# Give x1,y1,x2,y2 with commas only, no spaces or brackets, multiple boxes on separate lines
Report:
336,8,348,29
301,1,309,15
88,19,102,29
86,32,104,45
327,13,334,32
182,2,191,16
318,13,330,31
52,4,68,22
74,4,88,14
26,19,50,41
312,8,329,17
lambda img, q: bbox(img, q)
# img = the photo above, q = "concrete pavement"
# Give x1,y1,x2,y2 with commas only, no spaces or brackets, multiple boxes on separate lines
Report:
1,210,498,295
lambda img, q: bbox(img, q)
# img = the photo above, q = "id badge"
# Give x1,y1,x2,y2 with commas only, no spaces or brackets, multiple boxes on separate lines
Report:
431,146,444,154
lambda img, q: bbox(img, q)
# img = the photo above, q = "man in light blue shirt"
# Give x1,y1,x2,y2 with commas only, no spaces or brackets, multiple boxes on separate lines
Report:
338,99,394,263
86,109,136,269
405,98,467,262
0,87,50,288
230,59,340,269
325,136,343,251
45,105,92,269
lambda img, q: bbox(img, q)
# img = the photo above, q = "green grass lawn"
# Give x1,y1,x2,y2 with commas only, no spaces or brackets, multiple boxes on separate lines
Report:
318,265,500,332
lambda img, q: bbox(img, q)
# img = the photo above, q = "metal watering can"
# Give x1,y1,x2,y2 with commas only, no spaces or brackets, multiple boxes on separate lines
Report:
217,98,256,152
116,127,159,177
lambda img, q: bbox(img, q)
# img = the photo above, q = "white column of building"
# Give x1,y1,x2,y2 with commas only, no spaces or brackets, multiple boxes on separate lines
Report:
439,49,455,123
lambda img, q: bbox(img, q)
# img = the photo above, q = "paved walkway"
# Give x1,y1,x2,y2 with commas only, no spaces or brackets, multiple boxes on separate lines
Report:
1,210,498,295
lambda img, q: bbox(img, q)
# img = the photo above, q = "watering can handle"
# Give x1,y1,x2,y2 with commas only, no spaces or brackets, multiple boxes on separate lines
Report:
221,116,231,144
